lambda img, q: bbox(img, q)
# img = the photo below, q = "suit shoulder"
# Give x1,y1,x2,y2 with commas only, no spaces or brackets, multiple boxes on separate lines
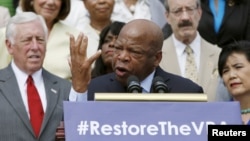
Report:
161,71,203,92
0,66,13,82
202,38,221,51
42,69,71,85
162,36,174,51
163,71,195,83
90,73,115,84
163,36,173,45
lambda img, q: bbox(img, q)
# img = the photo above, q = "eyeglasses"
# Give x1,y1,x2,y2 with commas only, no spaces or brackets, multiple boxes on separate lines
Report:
169,6,198,17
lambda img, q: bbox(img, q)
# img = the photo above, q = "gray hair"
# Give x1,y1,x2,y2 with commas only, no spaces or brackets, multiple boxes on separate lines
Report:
6,12,48,44
164,0,201,12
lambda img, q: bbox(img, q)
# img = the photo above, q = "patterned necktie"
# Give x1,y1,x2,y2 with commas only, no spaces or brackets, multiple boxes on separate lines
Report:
185,45,198,83
27,75,44,138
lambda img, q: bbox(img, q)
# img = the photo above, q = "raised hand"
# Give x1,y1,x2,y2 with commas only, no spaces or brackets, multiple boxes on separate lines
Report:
69,33,101,92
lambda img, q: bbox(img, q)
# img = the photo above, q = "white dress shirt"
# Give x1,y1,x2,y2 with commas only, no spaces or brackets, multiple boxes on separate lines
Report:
11,60,87,116
11,61,47,117
172,33,201,77
112,0,151,23
140,70,155,93
62,0,89,32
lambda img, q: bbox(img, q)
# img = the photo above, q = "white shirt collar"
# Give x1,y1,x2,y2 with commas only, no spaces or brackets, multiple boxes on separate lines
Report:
172,32,201,56
140,70,156,93
11,60,43,86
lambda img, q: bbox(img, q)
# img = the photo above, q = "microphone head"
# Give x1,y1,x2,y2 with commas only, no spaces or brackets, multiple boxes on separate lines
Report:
153,76,164,84
127,75,139,84
127,75,142,93
152,76,169,93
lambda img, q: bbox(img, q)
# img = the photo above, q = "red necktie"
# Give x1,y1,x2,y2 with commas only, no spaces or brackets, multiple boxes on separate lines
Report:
27,75,44,137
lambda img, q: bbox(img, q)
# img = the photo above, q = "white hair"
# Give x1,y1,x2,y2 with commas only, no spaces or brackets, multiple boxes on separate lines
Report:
6,12,48,44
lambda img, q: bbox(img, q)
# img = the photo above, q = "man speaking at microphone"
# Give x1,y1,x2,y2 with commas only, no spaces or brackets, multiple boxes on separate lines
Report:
69,19,204,101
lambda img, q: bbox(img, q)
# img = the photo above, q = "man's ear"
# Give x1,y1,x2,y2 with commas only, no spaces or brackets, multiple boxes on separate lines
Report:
197,6,202,20
5,39,13,55
154,51,162,67
165,11,169,23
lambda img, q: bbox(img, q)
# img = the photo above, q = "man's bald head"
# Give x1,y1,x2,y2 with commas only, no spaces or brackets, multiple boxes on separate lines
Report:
119,19,164,52
113,19,164,84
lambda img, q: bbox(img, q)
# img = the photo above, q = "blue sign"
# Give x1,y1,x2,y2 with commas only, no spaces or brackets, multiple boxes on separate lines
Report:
64,101,242,141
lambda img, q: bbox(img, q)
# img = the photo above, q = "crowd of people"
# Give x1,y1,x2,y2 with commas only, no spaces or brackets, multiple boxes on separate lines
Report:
0,0,250,140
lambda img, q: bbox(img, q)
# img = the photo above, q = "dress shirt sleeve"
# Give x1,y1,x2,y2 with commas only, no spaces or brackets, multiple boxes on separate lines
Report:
69,87,88,102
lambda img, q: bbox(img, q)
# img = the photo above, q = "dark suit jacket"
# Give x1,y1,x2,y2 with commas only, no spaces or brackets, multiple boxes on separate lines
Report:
198,0,250,47
0,65,71,141
87,67,204,101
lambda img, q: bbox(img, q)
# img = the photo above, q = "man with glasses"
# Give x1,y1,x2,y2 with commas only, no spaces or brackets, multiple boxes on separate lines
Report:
159,0,221,102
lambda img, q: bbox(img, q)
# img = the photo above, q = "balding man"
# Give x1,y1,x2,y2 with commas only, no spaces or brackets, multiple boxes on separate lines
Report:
69,19,203,101
160,0,221,101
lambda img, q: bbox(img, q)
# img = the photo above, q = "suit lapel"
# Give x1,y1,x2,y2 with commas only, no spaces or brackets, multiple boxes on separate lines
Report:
108,73,126,92
0,66,34,134
223,2,235,21
199,39,217,89
40,69,60,132
160,36,181,75
220,2,234,33
152,67,171,92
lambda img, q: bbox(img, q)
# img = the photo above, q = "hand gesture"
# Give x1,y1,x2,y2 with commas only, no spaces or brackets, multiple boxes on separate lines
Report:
69,33,101,92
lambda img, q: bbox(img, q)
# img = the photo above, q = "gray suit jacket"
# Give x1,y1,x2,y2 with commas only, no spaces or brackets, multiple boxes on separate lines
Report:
160,35,221,101
0,65,71,141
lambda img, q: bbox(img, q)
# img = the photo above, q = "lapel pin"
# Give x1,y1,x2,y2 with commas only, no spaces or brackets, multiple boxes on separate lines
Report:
51,88,57,94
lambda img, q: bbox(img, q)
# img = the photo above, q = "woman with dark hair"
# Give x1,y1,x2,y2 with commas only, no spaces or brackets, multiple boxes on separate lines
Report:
0,0,81,80
218,40,250,125
92,21,125,78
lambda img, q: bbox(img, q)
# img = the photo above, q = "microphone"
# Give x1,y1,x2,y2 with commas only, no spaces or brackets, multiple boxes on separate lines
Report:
152,76,169,93
126,75,142,93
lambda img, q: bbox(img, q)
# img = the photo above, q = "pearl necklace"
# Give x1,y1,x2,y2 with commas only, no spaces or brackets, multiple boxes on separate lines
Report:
241,108,250,114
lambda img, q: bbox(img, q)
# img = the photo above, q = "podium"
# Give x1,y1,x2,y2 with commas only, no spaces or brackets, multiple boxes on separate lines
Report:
56,93,207,140
59,93,242,141
94,93,208,102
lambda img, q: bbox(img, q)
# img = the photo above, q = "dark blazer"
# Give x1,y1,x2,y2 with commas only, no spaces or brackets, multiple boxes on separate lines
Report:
198,0,250,47
0,65,71,141
87,67,204,101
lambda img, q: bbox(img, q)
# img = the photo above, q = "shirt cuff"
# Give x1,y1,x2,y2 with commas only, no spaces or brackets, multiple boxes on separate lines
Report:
69,87,88,102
